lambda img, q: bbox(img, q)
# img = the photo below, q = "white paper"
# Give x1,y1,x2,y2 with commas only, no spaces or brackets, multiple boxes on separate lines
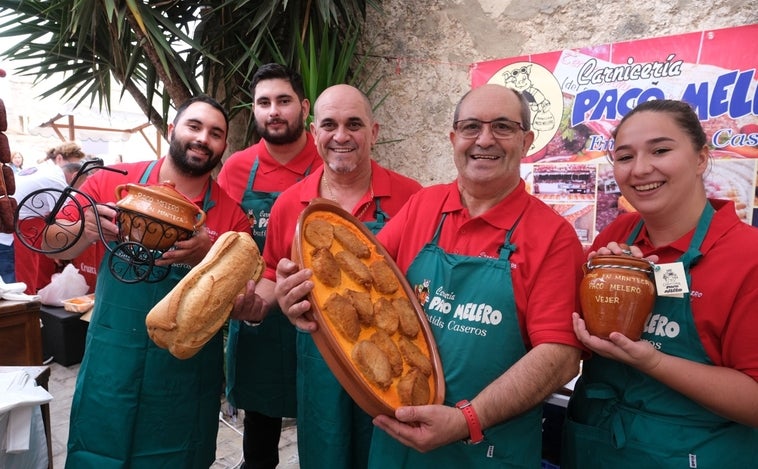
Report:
0,371,53,456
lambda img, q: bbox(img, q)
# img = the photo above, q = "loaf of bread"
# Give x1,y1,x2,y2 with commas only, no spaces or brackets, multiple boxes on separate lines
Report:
146,231,264,359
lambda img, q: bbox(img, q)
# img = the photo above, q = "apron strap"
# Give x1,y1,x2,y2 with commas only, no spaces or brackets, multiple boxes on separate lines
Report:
245,158,260,192
499,212,525,261
678,201,713,269
625,201,713,269
429,213,447,245
372,198,387,225
625,219,645,245
200,182,215,212
139,160,160,184
430,207,525,260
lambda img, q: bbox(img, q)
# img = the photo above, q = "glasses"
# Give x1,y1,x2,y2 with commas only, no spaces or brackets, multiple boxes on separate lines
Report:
453,118,526,139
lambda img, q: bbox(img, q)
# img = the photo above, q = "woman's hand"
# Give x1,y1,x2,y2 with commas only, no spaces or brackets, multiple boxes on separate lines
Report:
572,312,662,373
587,241,659,264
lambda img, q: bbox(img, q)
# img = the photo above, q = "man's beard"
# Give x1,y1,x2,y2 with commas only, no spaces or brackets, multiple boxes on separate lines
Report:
168,134,221,176
256,114,305,145
328,159,358,175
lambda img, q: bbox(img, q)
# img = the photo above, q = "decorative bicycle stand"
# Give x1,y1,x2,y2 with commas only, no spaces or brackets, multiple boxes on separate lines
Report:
14,158,196,283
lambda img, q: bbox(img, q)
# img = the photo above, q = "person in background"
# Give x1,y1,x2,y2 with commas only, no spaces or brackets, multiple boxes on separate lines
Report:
279,84,585,467
61,161,84,187
0,154,19,282
9,151,23,173
0,234,13,283
217,63,322,469
1,151,30,283
241,84,422,469
563,99,758,467
43,96,255,468
13,142,86,294
0,222,13,283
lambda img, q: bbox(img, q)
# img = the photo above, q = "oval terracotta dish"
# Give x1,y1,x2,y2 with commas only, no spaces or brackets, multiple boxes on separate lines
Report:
292,199,445,417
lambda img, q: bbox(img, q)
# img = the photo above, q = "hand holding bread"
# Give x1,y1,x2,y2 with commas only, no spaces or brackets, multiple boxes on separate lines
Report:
146,231,264,359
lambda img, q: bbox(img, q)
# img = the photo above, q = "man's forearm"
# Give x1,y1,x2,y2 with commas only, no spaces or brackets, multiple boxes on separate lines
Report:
473,343,581,430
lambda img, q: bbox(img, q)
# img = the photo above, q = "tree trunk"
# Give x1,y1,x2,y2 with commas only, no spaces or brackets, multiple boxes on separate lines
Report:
124,11,192,108
226,109,252,158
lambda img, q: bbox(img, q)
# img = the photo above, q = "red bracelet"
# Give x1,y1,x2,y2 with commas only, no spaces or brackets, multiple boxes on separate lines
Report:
455,399,484,445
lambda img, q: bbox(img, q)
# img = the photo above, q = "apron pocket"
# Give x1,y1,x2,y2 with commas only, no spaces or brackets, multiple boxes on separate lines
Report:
69,323,150,462
562,416,618,469
562,412,745,468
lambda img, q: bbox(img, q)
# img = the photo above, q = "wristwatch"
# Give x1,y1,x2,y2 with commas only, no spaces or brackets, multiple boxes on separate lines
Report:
455,399,484,445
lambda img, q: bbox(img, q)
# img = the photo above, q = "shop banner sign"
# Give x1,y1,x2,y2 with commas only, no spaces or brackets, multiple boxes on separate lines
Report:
471,24,758,245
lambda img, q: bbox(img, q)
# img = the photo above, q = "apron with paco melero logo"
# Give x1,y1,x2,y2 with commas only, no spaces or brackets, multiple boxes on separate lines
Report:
226,157,313,416
563,202,758,467
368,211,542,468
66,161,222,469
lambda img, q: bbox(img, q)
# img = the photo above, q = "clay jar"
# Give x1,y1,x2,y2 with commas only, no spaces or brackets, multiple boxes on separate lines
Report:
114,181,206,251
579,255,656,340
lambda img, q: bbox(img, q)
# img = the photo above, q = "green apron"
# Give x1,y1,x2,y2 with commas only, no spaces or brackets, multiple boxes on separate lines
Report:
226,158,312,417
296,200,388,469
369,212,542,468
66,162,223,469
563,202,758,467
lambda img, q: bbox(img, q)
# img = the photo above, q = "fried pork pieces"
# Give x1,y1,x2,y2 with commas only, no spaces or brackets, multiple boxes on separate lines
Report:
394,297,420,338
323,292,361,342
397,337,433,377
304,218,334,249
345,289,374,326
370,259,400,294
335,250,373,289
334,223,370,258
370,330,403,377
352,340,393,390
311,247,341,287
303,216,434,407
396,368,430,406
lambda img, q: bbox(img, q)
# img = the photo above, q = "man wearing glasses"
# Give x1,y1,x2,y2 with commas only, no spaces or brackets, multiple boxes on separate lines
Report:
362,84,586,467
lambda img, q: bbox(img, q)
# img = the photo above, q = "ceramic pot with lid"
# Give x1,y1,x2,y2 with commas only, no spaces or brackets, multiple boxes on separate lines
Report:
114,181,206,251
579,254,656,340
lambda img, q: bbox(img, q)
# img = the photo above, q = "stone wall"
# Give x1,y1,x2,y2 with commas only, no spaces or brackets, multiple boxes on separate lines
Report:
361,0,757,186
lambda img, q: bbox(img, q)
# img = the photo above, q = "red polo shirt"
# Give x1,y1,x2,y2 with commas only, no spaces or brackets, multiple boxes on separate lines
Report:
217,133,322,203
376,180,585,350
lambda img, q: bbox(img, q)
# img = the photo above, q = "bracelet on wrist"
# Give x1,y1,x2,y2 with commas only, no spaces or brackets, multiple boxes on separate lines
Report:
455,399,484,445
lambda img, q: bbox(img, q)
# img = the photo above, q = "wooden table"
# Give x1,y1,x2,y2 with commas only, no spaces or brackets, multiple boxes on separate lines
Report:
0,300,50,467
0,299,43,365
